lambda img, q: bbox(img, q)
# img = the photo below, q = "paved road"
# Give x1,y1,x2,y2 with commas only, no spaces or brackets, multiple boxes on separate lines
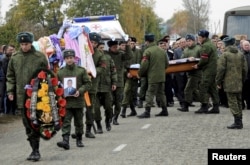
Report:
0,102,250,165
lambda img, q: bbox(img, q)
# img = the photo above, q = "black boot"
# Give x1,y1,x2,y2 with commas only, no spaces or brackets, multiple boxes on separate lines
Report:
76,134,84,147
177,102,189,112
137,100,143,108
57,135,70,150
85,124,95,138
194,103,208,114
105,118,111,131
127,104,137,117
71,133,76,139
120,107,126,118
113,114,119,125
137,107,150,118
27,140,41,161
155,106,169,116
96,120,103,134
207,103,220,114
227,116,243,129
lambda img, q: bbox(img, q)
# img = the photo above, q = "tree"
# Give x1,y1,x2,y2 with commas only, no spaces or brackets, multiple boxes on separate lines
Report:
182,0,210,33
66,0,121,18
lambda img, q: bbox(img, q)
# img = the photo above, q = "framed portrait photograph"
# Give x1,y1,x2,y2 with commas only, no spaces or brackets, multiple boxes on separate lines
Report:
63,77,77,97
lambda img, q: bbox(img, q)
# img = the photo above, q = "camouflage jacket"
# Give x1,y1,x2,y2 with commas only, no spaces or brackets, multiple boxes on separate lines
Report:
216,45,248,93
6,46,48,109
197,38,218,76
57,64,91,108
139,42,169,83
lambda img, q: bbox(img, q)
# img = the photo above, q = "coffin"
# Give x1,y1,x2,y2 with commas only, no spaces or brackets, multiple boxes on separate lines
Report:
129,58,200,77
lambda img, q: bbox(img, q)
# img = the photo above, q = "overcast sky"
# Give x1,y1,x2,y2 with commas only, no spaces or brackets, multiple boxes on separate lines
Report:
154,0,250,33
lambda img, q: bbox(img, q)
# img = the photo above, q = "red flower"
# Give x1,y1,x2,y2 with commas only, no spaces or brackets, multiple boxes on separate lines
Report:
30,79,35,86
38,71,46,79
58,98,66,107
44,130,51,138
59,107,66,117
26,89,32,97
26,109,31,119
25,99,31,109
51,77,58,86
56,87,63,96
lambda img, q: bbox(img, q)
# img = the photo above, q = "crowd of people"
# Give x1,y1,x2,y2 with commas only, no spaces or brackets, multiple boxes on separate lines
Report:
0,28,249,162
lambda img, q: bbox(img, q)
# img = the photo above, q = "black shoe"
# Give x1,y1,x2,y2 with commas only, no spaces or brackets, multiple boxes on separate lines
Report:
177,107,189,112
137,112,150,118
57,141,70,150
27,151,40,161
71,133,76,139
127,111,137,117
112,115,119,125
155,110,168,116
85,132,95,138
106,120,111,131
227,123,243,129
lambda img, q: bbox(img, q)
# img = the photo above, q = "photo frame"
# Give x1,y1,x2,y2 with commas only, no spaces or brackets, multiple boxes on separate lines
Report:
63,77,77,97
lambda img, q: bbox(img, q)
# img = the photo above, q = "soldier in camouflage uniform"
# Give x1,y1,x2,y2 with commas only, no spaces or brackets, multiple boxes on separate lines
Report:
120,37,142,117
193,30,220,114
177,34,201,112
57,49,91,149
137,34,169,118
107,40,133,125
216,37,248,129
95,49,117,133
6,32,48,161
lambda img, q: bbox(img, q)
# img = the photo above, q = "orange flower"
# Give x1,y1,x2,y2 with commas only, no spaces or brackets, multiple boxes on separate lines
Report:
58,98,66,107
38,71,46,79
37,102,44,110
56,88,63,96
51,77,58,86
25,99,31,109
26,89,32,97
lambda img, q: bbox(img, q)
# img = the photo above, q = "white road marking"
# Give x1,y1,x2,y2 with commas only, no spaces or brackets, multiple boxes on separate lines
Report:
141,124,151,129
113,144,127,152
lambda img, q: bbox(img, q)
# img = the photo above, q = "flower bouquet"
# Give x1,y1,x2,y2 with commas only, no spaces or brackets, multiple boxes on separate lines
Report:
25,68,66,140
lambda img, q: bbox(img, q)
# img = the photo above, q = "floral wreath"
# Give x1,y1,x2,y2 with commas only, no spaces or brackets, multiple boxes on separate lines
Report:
25,68,66,140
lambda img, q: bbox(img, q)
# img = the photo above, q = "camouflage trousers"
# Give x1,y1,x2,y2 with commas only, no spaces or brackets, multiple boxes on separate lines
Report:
226,92,242,117
62,108,84,136
145,82,166,108
184,76,200,104
95,92,113,121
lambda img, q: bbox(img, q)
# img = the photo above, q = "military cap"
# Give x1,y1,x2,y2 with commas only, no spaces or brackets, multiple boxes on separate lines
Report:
16,32,34,43
107,40,118,47
129,37,137,43
158,37,168,44
220,34,229,41
222,36,235,46
144,34,155,42
198,29,209,38
62,49,75,58
176,37,181,42
185,34,195,41
89,32,101,43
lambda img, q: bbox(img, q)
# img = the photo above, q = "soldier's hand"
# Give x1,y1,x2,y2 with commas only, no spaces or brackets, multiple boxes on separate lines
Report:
217,85,221,89
8,94,14,101
111,85,117,91
74,91,80,97
193,64,198,69
127,72,133,78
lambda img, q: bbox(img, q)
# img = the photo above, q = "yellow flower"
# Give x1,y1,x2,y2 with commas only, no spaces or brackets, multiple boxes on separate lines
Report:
38,89,47,97
37,101,44,110
41,83,48,91
41,96,50,104
43,104,51,113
